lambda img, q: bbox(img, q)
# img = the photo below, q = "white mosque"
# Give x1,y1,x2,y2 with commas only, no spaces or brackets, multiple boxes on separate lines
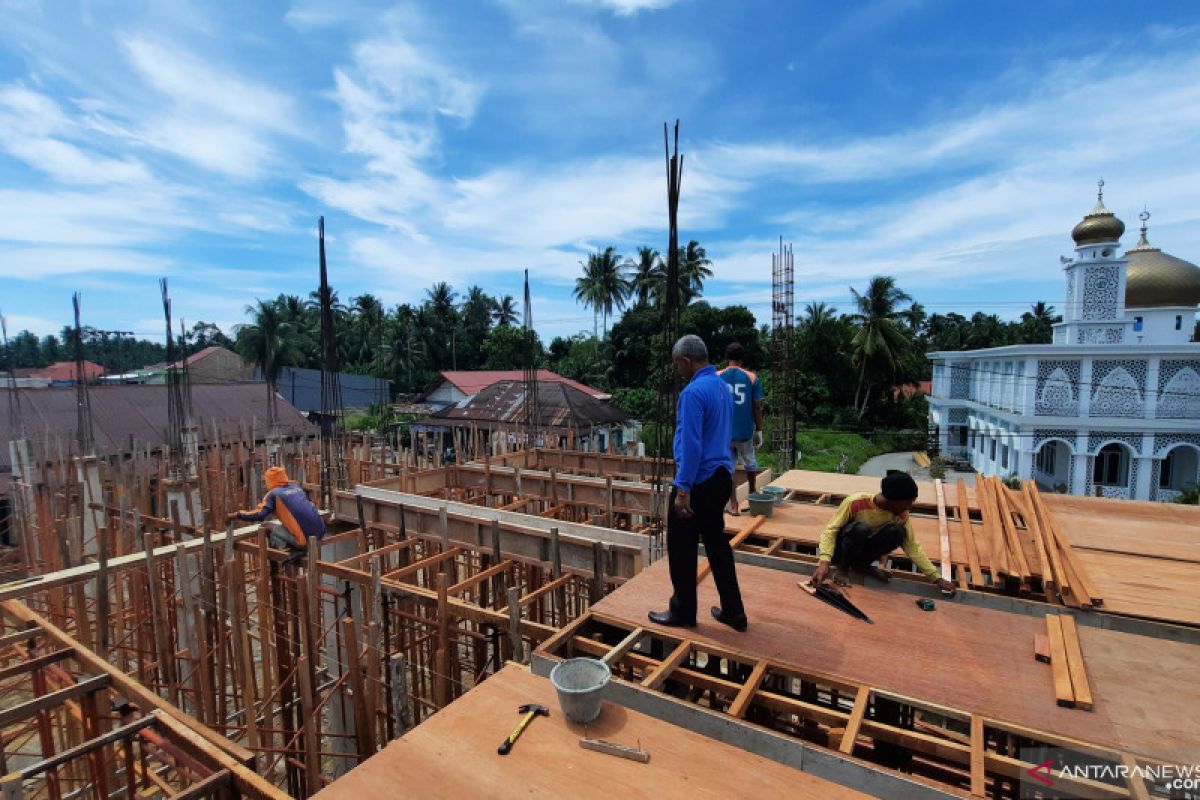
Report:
927,183,1200,501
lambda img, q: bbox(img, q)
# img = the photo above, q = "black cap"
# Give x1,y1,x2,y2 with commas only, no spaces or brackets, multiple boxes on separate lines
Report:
881,470,918,501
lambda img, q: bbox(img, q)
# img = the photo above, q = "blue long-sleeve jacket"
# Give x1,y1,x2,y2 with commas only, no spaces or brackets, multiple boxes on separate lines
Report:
673,365,734,492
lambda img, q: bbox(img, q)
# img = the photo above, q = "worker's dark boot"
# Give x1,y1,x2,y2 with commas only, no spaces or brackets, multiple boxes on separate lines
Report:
710,606,748,632
283,548,306,565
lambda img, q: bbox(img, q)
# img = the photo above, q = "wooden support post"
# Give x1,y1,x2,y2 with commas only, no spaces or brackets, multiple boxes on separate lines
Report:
343,617,374,760
295,655,321,797
506,586,523,663
839,685,870,755
970,714,986,798
434,573,451,708
390,653,414,734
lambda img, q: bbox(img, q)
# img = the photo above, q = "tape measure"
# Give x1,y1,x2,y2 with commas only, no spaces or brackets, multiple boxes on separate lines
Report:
915,598,936,611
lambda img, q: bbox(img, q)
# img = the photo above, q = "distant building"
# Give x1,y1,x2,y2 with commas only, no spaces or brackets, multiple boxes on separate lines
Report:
414,379,631,453
928,187,1200,501
423,370,609,408
14,360,106,386
1,382,313,474
276,366,390,413
178,346,257,383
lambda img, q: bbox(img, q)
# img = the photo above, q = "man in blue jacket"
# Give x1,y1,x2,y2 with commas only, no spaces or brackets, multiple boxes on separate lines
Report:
649,335,748,632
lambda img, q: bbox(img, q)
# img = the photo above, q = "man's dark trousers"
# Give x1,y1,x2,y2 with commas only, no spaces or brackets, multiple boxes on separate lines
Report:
667,468,745,622
832,521,907,571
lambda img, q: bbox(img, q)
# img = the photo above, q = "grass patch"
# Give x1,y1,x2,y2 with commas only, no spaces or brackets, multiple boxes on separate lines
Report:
758,429,887,474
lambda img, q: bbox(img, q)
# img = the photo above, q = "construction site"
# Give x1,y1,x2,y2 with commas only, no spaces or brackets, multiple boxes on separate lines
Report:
1,131,1199,800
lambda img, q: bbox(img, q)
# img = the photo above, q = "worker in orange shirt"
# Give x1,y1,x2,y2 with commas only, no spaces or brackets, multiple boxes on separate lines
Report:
228,466,325,556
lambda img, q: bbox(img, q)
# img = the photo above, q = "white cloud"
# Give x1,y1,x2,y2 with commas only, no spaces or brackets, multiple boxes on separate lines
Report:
119,35,301,178
567,0,681,15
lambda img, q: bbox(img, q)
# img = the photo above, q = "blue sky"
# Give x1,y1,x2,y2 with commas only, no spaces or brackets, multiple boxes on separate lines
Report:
2,0,1199,345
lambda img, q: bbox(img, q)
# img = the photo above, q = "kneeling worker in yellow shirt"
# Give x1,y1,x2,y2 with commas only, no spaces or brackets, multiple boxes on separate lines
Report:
811,471,956,596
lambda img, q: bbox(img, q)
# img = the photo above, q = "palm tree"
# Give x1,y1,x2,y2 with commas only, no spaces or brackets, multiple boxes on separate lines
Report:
426,282,457,316
899,302,927,335
629,246,664,307
676,240,713,305
494,295,519,327
234,299,309,392
575,248,631,339
848,276,912,417
801,301,838,332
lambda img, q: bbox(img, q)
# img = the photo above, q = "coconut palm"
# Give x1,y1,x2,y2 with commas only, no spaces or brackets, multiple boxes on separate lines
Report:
234,299,310,392
848,276,912,417
494,295,519,327
676,240,713,305
629,246,665,307
574,248,629,338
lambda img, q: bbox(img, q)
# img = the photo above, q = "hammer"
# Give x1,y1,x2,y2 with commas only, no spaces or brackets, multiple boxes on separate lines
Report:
497,703,550,755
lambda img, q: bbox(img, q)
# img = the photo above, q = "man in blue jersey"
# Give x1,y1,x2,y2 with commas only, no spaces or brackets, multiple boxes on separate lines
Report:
649,335,748,632
718,342,764,515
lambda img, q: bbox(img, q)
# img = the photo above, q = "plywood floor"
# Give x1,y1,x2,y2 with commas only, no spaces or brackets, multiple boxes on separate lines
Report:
313,664,870,800
591,560,1200,763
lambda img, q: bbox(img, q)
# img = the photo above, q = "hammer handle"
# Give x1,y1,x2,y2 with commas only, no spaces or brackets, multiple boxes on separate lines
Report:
497,711,536,755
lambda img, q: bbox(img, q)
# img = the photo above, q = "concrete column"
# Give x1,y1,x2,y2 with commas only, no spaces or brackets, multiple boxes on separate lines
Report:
1072,431,1091,496
1021,357,1038,415
1134,432,1155,501
1145,356,1161,419
1078,358,1093,418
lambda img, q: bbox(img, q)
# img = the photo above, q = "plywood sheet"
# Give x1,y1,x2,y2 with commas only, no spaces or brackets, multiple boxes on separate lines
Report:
314,664,870,800
772,469,976,509
1074,549,1200,626
1043,494,1200,563
593,560,1200,763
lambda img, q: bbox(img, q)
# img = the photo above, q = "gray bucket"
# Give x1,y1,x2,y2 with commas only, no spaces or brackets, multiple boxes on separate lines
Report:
747,492,775,517
762,485,788,504
550,658,611,724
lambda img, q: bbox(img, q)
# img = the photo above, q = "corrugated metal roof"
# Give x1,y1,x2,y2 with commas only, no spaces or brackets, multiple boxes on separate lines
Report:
430,380,628,429
0,383,313,470
434,370,607,399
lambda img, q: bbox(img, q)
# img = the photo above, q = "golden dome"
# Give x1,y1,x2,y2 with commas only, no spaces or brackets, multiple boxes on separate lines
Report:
1124,217,1200,308
1072,182,1125,245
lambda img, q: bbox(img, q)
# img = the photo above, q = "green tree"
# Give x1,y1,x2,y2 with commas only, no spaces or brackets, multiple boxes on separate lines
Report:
1017,301,1060,344
482,325,543,370
494,295,519,327
234,299,310,392
574,247,629,338
849,276,913,418
629,246,664,307
676,240,713,305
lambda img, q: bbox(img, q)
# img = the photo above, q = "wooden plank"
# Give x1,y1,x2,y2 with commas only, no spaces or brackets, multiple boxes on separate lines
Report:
0,674,111,728
726,659,768,720
993,481,1031,579
641,640,692,691
976,479,1009,577
0,648,73,681
1045,615,1075,708
0,602,255,767
933,480,952,583
1034,633,1050,663
448,559,513,595
600,627,645,668
970,714,985,798
839,685,870,755
579,738,650,763
1013,483,1051,584
955,478,986,586
1058,615,1094,712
